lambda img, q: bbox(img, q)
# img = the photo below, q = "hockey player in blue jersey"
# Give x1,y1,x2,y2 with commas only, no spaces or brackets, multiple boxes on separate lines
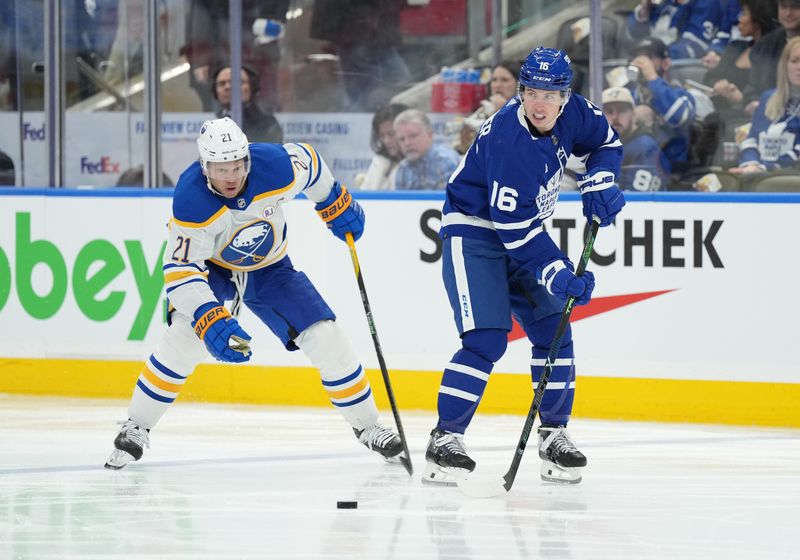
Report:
423,47,625,485
105,117,403,469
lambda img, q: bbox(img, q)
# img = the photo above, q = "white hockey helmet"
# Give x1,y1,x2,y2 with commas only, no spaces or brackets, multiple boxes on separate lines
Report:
197,117,251,177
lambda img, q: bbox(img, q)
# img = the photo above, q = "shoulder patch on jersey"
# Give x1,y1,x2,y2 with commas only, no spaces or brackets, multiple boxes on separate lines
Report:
172,163,228,227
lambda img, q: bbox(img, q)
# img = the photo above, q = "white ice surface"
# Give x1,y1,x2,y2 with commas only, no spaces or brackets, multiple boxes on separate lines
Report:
0,394,798,559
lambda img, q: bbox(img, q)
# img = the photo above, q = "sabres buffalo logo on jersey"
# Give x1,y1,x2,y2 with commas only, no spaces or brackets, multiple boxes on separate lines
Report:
221,221,275,266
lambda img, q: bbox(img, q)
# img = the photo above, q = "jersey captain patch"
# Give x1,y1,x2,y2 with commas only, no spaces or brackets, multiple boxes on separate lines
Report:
221,221,276,266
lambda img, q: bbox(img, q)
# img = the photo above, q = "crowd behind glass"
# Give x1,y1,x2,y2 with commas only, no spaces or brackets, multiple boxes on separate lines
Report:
1,0,799,193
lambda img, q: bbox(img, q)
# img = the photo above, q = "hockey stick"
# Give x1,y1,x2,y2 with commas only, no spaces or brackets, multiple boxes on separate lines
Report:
344,232,414,476
457,217,601,498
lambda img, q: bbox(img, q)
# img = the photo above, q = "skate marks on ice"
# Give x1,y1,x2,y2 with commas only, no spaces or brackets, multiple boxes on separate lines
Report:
1,395,799,559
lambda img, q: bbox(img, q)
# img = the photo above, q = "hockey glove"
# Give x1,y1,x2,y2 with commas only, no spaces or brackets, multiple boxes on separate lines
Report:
578,172,625,227
537,259,595,306
192,302,252,363
315,182,365,242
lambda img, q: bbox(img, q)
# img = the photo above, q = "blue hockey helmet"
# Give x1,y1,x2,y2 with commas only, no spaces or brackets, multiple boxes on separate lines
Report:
518,47,573,92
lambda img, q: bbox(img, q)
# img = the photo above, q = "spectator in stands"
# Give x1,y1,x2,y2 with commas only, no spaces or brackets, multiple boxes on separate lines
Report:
101,0,145,86
627,38,697,167
357,103,408,190
213,65,283,144
603,87,670,191
309,0,411,112
707,0,741,55
115,165,174,188
732,36,800,173
703,0,779,116
0,0,107,109
627,0,722,59
742,0,800,115
394,109,461,190
183,0,289,111
454,60,521,154
0,149,15,186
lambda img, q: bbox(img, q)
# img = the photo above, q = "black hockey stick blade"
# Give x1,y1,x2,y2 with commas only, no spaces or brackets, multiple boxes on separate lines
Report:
456,218,601,498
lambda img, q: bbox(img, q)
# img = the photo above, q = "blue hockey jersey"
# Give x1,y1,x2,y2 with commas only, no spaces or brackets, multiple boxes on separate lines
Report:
441,94,622,271
628,0,722,59
619,130,671,191
739,90,800,170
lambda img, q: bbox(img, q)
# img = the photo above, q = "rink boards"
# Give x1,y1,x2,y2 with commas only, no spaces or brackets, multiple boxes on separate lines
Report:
0,190,798,427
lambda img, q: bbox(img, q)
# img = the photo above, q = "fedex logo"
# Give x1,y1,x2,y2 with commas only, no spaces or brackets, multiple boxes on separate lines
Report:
23,123,45,141
80,156,121,174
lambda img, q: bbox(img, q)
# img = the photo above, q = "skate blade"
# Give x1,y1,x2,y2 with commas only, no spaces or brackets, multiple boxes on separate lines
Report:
420,462,470,486
540,460,582,484
104,449,135,470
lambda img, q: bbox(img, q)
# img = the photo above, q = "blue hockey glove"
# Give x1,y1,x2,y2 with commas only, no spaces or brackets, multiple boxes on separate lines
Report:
315,182,365,242
578,172,625,227
192,302,252,363
537,259,595,305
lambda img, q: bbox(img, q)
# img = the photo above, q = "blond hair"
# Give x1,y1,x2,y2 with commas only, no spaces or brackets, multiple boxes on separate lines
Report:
393,108,432,132
765,36,800,120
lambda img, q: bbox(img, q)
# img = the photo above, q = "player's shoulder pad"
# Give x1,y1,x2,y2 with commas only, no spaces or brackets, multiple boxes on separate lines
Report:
246,142,296,194
565,92,595,120
476,98,521,142
172,162,227,227
282,142,325,189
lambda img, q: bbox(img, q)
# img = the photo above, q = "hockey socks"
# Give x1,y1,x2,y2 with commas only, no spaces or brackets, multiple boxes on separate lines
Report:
295,320,380,429
530,340,576,426
127,315,206,430
436,347,493,434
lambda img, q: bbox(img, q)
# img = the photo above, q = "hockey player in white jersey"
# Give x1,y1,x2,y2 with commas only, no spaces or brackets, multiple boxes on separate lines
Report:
423,47,625,485
105,117,403,469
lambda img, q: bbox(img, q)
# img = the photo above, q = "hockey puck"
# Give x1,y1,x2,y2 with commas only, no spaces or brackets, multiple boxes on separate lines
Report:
336,501,358,509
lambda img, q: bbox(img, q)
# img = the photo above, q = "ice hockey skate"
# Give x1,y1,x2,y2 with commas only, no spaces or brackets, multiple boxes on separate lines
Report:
538,425,586,484
354,424,403,460
422,427,476,485
104,420,150,470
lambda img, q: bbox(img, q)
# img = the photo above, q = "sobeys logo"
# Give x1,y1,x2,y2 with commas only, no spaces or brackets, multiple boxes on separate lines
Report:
0,212,165,341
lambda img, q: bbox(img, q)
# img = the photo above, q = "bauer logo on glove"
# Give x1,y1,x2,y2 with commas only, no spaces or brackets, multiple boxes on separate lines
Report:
317,187,352,222
192,302,253,363
315,182,365,242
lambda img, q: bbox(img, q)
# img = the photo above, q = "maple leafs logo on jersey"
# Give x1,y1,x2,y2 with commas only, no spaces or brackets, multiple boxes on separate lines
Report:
535,146,568,219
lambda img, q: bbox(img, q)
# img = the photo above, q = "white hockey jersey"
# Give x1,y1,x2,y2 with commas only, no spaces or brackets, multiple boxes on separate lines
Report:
163,142,336,317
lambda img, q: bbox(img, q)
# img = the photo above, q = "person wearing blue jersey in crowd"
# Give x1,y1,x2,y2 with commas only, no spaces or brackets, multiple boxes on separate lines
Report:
627,0,722,59
627,38,697,168
733,36,800,173
423,47,624,485
105,117,403,469
602,86,670,191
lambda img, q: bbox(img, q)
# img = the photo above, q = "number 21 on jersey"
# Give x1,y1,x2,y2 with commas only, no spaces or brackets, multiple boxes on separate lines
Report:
171,236,192,263
490,180,518,212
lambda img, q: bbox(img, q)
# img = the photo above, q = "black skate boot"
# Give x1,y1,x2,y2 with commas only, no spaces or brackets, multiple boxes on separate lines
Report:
104,420,150,470
538,425,587,484
354,424,403,460
422,427,476,485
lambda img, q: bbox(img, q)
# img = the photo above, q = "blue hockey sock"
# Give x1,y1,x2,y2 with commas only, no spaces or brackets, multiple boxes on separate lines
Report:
437,347,493,434
530,341,576,426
